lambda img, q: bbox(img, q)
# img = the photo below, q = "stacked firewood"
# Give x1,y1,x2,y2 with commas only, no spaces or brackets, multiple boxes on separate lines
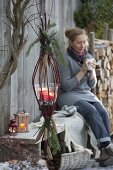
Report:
94,39,113,132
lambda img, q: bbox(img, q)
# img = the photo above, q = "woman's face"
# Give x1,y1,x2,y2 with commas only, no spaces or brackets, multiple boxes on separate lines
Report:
70,34,88,54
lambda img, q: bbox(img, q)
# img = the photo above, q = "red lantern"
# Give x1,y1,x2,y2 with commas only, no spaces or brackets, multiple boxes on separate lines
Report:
9,119,17,134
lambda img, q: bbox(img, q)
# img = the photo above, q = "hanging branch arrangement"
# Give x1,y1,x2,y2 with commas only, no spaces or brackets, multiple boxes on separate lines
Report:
28,4,63,158
0,0,31,89
26,15,63,63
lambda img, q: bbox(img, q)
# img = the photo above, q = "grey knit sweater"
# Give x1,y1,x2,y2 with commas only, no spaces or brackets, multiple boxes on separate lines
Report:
57,52,100,108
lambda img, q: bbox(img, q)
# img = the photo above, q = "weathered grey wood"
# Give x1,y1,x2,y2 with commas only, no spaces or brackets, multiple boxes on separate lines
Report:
11,1,41,122
108,29,113,41
89,32,96,95
11,71,18,115
10,0,80,123
89,32,95,58
103,23,109,40
0,0,85,134
0,0,11,135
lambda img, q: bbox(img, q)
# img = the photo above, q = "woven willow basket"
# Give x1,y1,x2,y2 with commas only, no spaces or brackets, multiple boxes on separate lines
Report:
59,150,92,170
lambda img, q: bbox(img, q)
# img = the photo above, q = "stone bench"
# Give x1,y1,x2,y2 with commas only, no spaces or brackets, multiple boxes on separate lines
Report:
1,113,99,159
52,111,100,159
0,121,65,157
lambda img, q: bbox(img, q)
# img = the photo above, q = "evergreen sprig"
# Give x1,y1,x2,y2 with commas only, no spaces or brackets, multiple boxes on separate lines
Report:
48,123,61,155
26,20,63,64
35,117,61,155
26,38,39,56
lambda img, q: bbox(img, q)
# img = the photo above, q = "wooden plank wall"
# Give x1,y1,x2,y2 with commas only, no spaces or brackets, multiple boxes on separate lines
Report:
11,0,40,122
0,0,11,135
10,0,80,122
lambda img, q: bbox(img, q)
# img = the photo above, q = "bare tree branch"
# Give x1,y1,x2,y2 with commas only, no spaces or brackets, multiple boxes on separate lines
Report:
20,0,31,18
11,0,15,6
24,14,39,26
0,0,30,89
16,0,23,8
24,15,39,38
25,2,38,11
5,10,15,27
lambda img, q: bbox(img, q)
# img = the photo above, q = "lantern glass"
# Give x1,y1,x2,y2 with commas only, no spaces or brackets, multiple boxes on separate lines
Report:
8,119,17,134
14,112,29,133
36,83,58,102
9,127,17,133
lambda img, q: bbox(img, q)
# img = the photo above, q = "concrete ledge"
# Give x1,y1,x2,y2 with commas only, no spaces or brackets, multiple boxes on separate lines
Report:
0,122,65,144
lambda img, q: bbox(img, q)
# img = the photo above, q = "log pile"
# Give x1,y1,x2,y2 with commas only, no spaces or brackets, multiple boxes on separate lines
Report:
94,39,113,132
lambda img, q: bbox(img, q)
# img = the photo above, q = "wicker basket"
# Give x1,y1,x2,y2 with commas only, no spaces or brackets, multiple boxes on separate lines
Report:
59,149,92,170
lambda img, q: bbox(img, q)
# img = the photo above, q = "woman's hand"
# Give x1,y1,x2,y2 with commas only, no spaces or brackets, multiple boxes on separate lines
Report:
76,58,96,81
91,59,96,70
85,59,96,71
81,60,89,73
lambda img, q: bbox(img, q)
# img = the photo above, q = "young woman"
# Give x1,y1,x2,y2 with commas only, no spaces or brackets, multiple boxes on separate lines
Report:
57,27,113,166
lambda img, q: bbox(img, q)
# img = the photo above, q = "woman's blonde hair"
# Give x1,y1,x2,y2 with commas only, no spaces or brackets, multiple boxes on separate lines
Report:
65,27,87,42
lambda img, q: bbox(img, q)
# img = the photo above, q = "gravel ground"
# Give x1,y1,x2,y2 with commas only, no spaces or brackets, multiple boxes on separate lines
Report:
81,159,113,170
1,138,113,170
0,159,49,170
0,158,113,170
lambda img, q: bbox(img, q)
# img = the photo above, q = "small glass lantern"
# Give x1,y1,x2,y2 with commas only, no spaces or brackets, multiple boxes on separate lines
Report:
14,112,30,133
8,119,17,135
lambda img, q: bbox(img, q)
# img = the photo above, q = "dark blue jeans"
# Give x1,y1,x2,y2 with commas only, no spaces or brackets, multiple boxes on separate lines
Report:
74,100,111,149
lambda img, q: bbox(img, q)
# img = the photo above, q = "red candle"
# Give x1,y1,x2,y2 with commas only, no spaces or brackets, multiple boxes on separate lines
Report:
49,92,54,100
39,88,54,101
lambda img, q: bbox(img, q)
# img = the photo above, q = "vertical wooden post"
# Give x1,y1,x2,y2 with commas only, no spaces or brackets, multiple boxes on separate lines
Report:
39,0,45,16
89,32,95,58
108,29,113,41
89,32,96,94
0,107,5,135
103,23,109,40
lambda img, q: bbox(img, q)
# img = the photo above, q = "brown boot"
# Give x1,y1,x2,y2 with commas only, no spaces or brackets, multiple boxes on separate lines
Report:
105,143,113,156
96,148,110,162
99,156,113,167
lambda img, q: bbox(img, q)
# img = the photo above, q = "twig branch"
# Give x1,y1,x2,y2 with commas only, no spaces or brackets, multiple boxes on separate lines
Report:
24,15,40,38
0,0,30,89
